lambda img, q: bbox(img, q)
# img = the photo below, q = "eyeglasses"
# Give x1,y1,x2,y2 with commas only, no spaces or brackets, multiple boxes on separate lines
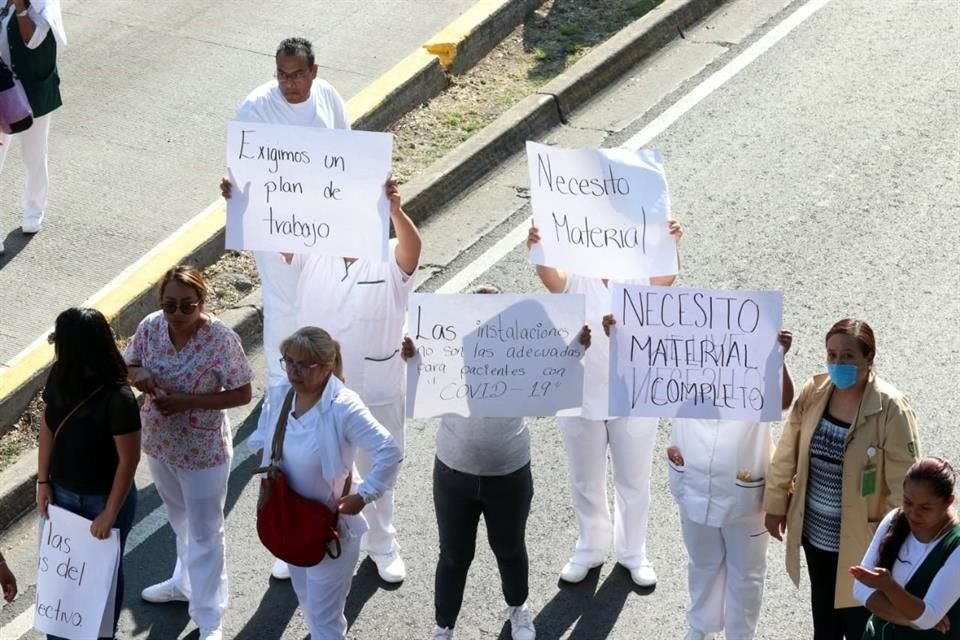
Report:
279,357,322,375
274,69,310,84
161,300,201,315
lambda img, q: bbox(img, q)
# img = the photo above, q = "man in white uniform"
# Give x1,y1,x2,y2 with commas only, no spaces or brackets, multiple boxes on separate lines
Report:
667,331,794,640
0,0,66,255
527,219,682,587
220,36,350,580
294,185,421,583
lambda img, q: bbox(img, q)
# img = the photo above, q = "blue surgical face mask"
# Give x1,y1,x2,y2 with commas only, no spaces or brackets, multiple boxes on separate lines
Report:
827,363,859,390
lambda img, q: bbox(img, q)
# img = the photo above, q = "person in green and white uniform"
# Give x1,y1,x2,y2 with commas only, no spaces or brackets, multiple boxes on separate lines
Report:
0,0,65,255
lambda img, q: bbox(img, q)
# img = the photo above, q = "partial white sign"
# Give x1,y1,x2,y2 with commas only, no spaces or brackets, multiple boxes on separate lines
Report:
609,285,784,421
225,121,393,260
526,141,677,279
406,293,586,417
34,506,120,640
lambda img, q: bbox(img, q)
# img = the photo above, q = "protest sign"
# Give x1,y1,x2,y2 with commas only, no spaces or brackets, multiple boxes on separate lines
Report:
225,121,393,260
526,141,677,279
34,506,120,640
608,284,784,421
406,293,586,418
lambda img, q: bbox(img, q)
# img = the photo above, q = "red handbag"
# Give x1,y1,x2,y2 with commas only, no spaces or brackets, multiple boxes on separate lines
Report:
255,388,349,567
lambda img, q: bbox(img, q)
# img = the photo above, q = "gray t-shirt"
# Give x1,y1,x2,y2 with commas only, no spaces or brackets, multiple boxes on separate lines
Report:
436,415,530,476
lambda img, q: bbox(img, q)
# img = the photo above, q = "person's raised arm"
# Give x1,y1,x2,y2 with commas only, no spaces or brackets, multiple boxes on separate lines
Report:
649,218,683,287
779,330,795,410
388,179,421,276
527,225,567,293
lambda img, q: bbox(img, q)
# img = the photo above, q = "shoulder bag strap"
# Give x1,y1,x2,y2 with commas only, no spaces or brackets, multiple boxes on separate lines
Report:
53,385,104,442
269,388,297,466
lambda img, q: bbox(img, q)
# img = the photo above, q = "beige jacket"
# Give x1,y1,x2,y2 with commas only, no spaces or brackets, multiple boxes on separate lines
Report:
763,373,920,609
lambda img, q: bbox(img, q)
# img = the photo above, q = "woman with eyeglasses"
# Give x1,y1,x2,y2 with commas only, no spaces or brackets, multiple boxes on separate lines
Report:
124,265,254,640
764,318,921,640
37,307,140,639
250,326,401,639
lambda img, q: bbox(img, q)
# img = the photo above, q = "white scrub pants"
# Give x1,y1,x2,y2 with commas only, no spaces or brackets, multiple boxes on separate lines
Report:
255,251,300,389
355,401,404,555
289,532,361,640
0,113,50,220
680,512,767,640
558,416,657,569
148,456,230,630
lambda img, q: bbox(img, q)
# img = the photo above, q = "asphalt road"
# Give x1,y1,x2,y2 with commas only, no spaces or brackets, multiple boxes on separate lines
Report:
2,0,959,638
0,0,477,364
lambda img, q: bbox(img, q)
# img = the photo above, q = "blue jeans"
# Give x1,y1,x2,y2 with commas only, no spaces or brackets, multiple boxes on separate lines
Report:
46,483,137,640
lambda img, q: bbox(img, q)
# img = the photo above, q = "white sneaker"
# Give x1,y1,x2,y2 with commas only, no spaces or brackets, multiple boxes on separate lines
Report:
199,628,223,640
507,603,536,640
370,549,406,583
628,563,657,587
431,626,454,639
683,631,716,640
21,212,42,234
141,578,188,603
271,558,290,580
0,238,5,255
559,560,599,584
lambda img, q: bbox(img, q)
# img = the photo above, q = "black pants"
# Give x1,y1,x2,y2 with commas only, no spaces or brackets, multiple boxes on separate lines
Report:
803,538,871,640
433,458,534,629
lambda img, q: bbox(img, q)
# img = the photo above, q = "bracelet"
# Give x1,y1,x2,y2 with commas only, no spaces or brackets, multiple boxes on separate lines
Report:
16,9,29,17
37,479,49,485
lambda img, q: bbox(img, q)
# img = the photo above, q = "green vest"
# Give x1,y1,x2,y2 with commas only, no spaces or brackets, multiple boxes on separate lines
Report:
863,523,960,639
6,6,61,117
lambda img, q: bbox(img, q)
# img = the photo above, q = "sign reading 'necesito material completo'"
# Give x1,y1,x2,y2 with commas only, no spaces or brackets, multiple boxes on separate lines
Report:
609,285,784,422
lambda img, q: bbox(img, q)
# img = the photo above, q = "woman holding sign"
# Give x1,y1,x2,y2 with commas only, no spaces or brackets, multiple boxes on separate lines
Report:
124,266,254,640
665,330,794,640
527,219,683,587
764,319,921,640
36,307,141,639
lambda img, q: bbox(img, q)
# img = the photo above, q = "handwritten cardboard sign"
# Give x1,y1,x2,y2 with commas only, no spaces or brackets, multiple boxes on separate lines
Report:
406,293,586,418
225,121,393,260
526,141,677,279
34,506,120,640
608,285,784,421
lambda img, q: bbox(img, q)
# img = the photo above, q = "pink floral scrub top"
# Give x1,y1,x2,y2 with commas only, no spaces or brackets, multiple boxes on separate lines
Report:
124,311,254,470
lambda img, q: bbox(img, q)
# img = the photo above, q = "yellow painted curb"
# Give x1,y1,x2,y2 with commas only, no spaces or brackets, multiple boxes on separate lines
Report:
423,0,515,69
347,48,441,124
0,0,522,424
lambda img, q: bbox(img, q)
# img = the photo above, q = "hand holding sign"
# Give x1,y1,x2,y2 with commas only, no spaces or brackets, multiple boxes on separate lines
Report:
526,142,678,279
225,122,393,260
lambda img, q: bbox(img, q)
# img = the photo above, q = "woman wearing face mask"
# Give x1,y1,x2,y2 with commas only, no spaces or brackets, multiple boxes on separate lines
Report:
851,457,959,638
763,318,921,640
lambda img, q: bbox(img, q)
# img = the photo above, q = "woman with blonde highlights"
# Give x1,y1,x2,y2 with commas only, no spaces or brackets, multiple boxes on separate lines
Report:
250,326,401,639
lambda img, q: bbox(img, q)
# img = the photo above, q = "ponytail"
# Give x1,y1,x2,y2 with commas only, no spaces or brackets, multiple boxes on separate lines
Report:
876,508,911,570
332,339,344,382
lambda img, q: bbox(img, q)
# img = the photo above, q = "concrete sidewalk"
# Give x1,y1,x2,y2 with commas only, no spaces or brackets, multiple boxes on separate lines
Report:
0,0,477,364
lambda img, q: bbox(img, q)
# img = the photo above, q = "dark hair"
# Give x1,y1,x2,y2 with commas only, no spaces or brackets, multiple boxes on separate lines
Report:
276,37,315,67
876,457,957,570
472,283,503,294
158,265,207,304
46,308,128,406
825,318,876,359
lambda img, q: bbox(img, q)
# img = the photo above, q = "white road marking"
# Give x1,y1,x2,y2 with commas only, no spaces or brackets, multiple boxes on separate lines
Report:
437,0,834,294
0,0,833,636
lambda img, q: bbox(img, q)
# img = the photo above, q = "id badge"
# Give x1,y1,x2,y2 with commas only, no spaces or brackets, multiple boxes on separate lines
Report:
861,466,877,497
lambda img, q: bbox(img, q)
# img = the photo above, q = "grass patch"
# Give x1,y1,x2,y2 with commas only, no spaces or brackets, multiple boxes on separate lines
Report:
390,0,664,184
